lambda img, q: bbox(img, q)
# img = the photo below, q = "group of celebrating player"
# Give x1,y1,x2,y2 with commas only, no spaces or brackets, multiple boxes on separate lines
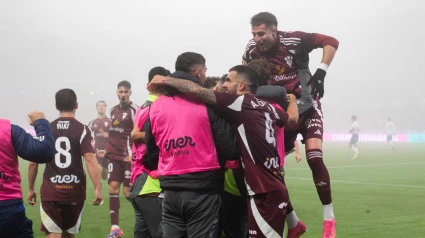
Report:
0,12,339,238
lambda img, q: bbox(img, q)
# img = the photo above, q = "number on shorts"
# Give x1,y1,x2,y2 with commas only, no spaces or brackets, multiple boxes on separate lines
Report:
108,163,113,173
55,137,72,169
265,112,276,147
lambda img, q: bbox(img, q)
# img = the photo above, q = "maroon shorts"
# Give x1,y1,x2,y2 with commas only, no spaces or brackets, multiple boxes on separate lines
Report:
40,201,84,234
284,102,324,153
247,189,289,238
108,159,131,187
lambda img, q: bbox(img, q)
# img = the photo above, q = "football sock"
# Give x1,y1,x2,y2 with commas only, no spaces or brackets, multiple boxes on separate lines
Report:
306,149,332,205
323,203,335,220
109,193,120,226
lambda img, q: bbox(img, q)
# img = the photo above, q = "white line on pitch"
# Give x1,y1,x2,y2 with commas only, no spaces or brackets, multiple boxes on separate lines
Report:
285,162,425,171
285,177,425,189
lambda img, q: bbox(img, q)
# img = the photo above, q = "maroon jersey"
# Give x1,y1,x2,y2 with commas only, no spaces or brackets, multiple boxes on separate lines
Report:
105,102,138,161
40,117,95,202
214,92,289,194
88,117,111,150
242,31,339,99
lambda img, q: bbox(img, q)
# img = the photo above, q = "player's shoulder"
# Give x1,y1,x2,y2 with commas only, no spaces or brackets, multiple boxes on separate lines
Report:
110,104,119,113
278,31,303,46
130,102,138,112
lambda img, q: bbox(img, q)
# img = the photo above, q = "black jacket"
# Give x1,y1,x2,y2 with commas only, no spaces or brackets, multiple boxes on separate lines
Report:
143,71,239,190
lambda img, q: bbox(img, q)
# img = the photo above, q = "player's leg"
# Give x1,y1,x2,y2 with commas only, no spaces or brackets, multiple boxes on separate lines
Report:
247,190,288,238
137,196,163,237
162,190,187,237
40,202,65,238
107,159,124,238
122,161,132,201
61,233,75,238
131,197,151,238
220,190,248,238
185,190,220,238
303,105,336,238
61,201,84,237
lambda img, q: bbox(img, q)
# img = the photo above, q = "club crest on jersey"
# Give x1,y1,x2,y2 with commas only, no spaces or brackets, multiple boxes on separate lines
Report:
113,119,120,126
57,121,70,130
122,113,128,119
275,65,285,75
285,56,293,67
104,122,109,127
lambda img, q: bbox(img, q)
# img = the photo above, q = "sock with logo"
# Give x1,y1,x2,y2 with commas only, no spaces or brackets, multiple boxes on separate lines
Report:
109,193,120,226
323,203,335,220
306,149,333,207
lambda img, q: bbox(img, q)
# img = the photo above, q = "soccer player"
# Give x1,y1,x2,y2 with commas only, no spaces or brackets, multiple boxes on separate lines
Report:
88,101,111,181
349,115,360,159
130,66,170,238
145,52,239,237
249,58,307,237
105,81,138,238
385,117,396,150
0,111,54,237
27,88,102,238
215,74,227,92
148,64,298,238
242,12,339,237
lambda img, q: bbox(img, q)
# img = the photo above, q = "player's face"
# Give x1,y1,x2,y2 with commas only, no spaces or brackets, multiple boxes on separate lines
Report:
222,71,241,94
252,24,278,52
96,102,106,114
215,80,226,93
116,86,131,105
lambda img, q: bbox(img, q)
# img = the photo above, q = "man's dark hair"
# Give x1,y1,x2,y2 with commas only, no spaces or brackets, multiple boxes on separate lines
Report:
228,65,260,93
148,66,171,83
96,100,106,107
352,115,357,120
247,59,271,86
117,80,131,89
219,74,227,85
203,77,220,89
56,88,77,112
175,52,206,73
250,12,278,28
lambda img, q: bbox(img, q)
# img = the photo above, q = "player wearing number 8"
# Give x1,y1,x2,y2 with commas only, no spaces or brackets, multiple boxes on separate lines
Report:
27,89,102,238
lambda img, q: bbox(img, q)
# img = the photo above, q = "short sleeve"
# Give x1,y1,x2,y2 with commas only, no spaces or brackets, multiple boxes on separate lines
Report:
80,125,95,155
214,92,245,121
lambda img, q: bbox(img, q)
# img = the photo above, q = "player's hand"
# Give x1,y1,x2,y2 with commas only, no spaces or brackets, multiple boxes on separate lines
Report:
28,111,46,126
286,94,296,102
295,153,302,163
96,150,105,158
92,187,103,206
27,190,37,206
307,68,326,99
147,75,168,91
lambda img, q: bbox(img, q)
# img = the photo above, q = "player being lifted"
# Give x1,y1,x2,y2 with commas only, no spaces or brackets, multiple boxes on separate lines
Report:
349,115,360,159
384,117,396,150
88,101,111,181
105,81,138,238
27,88,102,238
242,12,339,238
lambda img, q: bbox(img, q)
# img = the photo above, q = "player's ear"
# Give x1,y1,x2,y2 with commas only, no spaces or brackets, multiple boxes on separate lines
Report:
129,89,132,96
74,102,79,110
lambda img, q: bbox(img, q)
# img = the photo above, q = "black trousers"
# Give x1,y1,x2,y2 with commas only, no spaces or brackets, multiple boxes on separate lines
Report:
220,191,248,238
162,189,221,238
130,173,162,238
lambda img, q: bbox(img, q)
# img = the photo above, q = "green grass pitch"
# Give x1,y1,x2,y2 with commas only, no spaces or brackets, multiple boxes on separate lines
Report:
19,142,425,238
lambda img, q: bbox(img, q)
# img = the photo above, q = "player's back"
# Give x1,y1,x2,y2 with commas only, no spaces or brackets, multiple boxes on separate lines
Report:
351,121,360,134
40,117,93,202
385,122,395,135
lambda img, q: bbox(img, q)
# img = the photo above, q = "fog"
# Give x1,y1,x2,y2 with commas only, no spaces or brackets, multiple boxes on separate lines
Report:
1,0,424,133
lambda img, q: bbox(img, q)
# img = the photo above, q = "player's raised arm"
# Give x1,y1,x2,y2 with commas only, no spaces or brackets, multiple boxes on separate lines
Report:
27,162,39,206
148,75,217,105
12,111,55,163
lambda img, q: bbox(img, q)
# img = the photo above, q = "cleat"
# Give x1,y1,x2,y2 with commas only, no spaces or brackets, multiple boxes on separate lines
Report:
107,227,124,238
322,219,336,238
287,221,307,238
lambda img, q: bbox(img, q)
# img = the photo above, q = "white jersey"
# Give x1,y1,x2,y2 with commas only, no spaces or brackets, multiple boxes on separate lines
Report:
351,121,360,135
385,121,396,135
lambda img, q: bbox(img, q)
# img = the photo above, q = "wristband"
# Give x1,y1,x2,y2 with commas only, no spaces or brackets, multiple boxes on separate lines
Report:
319,63,329,72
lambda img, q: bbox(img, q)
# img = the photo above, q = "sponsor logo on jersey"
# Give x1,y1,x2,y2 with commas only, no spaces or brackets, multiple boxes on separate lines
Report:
113,119,120,126
275,65,285,75
50,174,80,184
164,136,196,156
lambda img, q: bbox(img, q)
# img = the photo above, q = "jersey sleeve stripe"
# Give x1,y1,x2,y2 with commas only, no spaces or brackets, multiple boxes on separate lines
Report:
237,124,255,164
80,126,87,144
227,95,244,111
